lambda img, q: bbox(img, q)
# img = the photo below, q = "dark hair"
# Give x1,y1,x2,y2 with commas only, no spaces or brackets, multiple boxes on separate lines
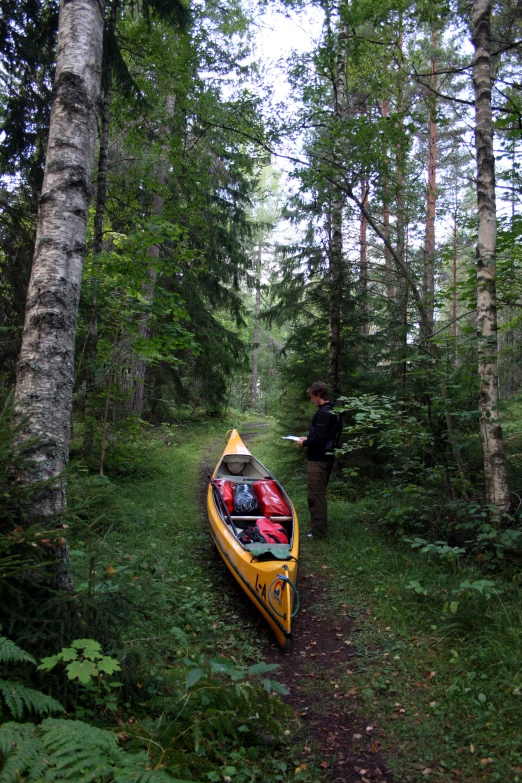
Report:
307,381,329,399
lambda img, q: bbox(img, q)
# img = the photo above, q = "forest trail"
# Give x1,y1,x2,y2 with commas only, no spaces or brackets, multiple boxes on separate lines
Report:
198,425,393,783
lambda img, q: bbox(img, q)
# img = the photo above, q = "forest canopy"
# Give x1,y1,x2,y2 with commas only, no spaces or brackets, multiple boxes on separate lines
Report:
1,0,522,777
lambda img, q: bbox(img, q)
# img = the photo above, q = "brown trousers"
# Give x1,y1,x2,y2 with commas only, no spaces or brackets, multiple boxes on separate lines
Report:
306,460,333,537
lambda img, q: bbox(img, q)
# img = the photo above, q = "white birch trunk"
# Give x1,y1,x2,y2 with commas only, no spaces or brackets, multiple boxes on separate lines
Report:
472,0,511,513
12,0,104,516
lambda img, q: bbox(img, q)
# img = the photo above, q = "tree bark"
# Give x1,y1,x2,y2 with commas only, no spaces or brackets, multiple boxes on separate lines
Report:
395,25,408,383
422,29,437,338
131,93,175,417
381,98,394,302
11,0,104,515
359,181,369,335
452,216,457,339
328,6,348,396
250,241,261,407
83,72,113,457
472,0,511,513
329,198,343,396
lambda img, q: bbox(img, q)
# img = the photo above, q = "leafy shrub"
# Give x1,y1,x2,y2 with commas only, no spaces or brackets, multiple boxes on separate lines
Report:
132,656,293,781
0,628,294,783
0,630,182,782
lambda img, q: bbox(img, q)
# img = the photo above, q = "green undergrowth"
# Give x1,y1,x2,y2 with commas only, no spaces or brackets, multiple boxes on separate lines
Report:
248,425,522,783
1,414,301,783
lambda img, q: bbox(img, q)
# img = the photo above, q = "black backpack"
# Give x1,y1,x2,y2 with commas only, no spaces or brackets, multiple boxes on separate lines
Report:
325,409,343,451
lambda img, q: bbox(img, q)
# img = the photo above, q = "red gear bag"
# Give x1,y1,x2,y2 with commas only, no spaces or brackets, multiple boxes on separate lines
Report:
255,517,289,544
253,480,291,517
214,479,234,513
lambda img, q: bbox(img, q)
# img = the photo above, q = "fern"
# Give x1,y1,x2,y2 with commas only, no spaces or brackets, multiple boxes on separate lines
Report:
0,633,36,666
0,719,190,783
0,630,64,721
0,679,64,720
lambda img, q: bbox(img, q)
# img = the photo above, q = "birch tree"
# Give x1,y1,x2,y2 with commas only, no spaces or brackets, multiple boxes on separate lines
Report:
472,0,511,513
11,0,104,515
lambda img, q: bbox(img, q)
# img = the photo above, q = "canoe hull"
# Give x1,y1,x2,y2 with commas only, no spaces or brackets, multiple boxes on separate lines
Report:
207,430,299,647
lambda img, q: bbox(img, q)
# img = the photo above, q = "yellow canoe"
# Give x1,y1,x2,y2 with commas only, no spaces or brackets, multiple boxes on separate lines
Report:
207,429,300,648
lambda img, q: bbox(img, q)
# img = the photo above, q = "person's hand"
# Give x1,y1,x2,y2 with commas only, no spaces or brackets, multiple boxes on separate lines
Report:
296,437,306,448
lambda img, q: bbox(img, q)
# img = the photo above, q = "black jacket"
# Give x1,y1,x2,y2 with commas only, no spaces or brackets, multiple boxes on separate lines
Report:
304,401,339,462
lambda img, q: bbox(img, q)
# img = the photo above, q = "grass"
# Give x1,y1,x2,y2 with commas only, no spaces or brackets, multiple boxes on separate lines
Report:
52,415,297,782
248,422,522,783
33,414,518,782
69,417,261,656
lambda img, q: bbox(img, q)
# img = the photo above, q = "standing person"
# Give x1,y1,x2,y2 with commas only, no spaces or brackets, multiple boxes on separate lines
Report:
297,381,341,538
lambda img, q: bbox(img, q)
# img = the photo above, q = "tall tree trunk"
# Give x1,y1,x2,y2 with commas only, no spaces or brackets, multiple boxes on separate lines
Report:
422,29,437,338
83,75,113,457
472,0,511,513
329,205,343,395
359,181,369,335
381,96,394,302
451,214,457,336
396,25,408,383
250,241,261,407
328,7,348,396
131,230,159,417
11,0,104,516
131,93,175,416
83,0,118,457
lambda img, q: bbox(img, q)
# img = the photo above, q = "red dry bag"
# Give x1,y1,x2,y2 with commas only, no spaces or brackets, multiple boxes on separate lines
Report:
214,479,234,513
253,480,291,517
255,517,289,544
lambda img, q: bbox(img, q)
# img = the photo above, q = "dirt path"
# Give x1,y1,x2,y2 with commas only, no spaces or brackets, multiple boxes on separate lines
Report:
198,426,393,783
262,569,393,783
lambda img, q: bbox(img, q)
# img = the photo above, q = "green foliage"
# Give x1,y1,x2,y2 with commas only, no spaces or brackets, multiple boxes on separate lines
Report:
0,681,64,723
335,393,434,478
39,638,121,684
0,627,64,722
183,655,289,695
0,633,35,666
0,719,184,783
39,639,122,718
135,656,293,780
245,424,522,779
